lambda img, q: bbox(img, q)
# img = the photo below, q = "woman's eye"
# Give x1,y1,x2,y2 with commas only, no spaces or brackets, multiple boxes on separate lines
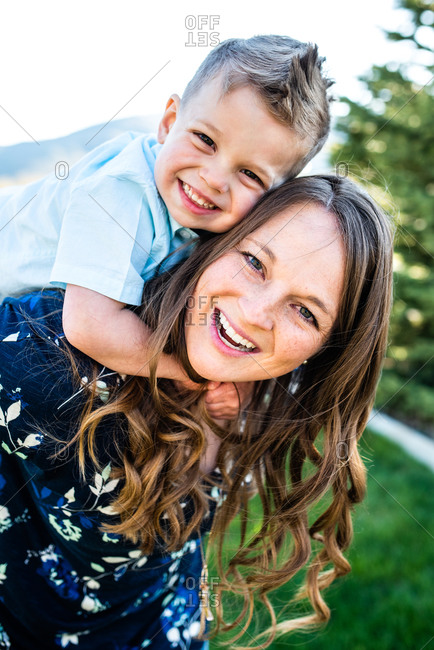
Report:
196,132,215,148
299,306,316,323
241,169,263,185
243,252,263,274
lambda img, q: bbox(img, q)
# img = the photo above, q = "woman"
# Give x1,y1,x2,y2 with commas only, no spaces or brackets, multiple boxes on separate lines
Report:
0,176,393,649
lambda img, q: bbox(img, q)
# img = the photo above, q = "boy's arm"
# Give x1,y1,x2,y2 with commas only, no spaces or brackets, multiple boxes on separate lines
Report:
63,284,196,382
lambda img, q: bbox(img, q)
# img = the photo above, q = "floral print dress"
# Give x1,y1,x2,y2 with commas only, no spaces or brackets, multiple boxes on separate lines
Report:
0,291,219,649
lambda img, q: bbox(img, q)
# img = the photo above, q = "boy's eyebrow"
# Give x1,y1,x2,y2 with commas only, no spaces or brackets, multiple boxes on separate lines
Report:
197,120,223,137
255,166,273,183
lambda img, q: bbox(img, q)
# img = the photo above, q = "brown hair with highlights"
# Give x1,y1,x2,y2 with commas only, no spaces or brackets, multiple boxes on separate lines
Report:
64,175,393,647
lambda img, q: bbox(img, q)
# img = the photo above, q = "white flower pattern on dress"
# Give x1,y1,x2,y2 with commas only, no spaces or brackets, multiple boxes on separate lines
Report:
0,293,217,648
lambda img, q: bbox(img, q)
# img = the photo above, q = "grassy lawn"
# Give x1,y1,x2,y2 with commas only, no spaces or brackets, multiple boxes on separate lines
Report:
210,429,434,650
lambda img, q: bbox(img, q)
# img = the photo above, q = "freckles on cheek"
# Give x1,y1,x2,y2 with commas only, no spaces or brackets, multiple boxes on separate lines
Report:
306,332,326,359
283,329,320,364
191,283,216,319
193,279,210,305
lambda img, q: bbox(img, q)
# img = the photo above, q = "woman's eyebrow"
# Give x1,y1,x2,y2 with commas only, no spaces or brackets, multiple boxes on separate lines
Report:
245,237,276,262
304,295,331,318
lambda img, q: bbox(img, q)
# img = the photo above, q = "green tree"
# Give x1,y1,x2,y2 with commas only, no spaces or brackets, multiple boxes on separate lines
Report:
331,0,434,431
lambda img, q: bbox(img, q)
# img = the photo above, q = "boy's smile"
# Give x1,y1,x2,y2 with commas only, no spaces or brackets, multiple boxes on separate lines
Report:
179,180,217,212
153,77,308,233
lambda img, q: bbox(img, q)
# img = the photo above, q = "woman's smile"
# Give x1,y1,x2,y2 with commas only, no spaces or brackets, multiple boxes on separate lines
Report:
212,307,259,355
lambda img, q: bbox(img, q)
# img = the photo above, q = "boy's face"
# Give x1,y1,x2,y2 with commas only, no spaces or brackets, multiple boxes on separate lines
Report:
154,78,308,233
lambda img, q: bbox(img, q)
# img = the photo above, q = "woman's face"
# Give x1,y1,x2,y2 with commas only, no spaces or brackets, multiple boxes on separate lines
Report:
185,203,345,383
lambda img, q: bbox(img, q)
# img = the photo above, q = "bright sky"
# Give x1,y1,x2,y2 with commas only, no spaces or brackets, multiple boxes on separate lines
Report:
0,0,429,147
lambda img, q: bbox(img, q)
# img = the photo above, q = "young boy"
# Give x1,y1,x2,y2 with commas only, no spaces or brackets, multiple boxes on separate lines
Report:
0,35,332,417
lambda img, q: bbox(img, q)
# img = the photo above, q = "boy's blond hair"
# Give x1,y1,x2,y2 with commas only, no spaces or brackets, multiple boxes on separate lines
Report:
181,35,334,177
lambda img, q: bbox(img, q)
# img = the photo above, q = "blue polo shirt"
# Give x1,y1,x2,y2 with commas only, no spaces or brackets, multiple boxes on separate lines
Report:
0,133,195,305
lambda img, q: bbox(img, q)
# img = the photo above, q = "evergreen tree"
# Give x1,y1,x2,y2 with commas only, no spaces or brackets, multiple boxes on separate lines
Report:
331,0,434,431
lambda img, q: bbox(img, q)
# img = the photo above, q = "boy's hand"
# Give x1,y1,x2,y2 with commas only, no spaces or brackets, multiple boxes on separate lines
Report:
204,381,254,421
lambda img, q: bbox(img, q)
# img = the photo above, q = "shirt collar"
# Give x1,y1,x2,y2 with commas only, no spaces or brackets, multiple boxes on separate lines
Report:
167,212,196,240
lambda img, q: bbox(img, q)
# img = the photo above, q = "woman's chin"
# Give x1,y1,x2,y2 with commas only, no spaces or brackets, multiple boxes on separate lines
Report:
190,362,242,384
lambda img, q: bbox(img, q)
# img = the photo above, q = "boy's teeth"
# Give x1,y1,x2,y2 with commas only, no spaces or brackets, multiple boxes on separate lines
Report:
182,182,216,209
218,312,256,350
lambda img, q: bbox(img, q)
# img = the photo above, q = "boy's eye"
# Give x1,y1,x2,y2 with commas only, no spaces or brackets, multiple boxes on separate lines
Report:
196,132,215,148
241,169,263,186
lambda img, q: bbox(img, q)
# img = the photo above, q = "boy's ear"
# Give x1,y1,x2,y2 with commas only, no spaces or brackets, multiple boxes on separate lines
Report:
157,94,181,144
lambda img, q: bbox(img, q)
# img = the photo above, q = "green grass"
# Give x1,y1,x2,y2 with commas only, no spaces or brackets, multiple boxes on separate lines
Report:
210,430,434,650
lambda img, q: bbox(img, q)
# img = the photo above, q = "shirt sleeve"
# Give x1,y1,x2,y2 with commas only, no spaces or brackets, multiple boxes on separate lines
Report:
50,173,157,306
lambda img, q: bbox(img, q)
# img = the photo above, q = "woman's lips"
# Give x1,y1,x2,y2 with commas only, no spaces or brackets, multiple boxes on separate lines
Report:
211,308,259,356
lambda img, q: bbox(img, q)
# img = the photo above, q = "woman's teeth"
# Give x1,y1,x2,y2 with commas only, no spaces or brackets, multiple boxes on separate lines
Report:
182,182,216,209
217,311,256,351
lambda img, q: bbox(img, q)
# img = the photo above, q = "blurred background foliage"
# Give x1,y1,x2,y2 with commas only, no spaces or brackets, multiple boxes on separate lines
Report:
330,0,434,434
209,430,434,650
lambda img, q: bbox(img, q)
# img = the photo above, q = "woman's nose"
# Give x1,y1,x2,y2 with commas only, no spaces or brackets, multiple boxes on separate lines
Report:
238,295,274,331
199,164,229,194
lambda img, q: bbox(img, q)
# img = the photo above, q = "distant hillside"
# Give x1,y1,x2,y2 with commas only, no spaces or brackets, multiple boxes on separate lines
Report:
0,115,160,186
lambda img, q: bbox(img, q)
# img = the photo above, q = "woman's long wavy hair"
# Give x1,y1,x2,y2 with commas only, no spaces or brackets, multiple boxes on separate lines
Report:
62,175,393,647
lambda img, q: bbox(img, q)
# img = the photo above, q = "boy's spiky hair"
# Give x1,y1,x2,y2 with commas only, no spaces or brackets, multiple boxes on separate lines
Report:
181,35,334,177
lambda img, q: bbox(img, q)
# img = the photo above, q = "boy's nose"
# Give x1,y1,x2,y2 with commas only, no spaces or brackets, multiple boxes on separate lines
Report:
238,295,274,331
199,166,229,194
